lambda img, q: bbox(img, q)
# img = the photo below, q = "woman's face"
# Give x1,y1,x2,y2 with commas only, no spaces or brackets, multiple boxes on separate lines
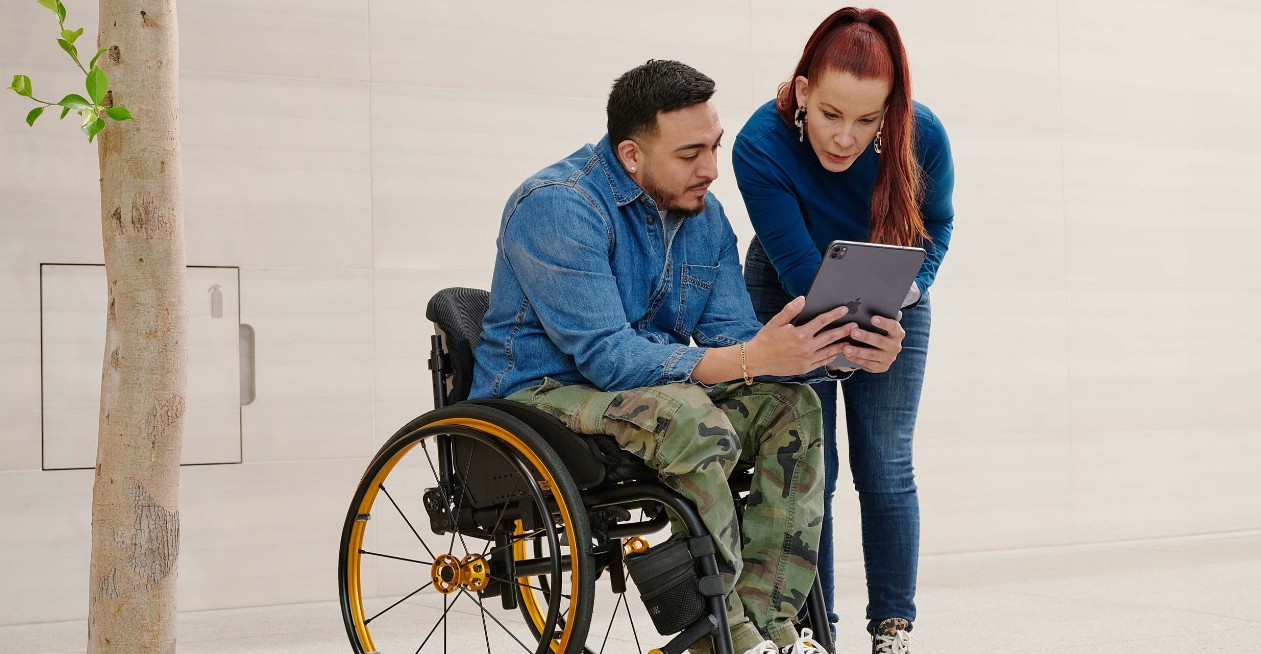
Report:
795,70,891,173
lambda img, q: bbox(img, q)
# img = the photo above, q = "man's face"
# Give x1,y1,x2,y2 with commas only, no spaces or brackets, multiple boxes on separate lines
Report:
630,101,723,217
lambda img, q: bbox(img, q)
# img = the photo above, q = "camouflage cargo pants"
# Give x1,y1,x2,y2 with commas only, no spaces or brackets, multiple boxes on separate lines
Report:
507,378,824,651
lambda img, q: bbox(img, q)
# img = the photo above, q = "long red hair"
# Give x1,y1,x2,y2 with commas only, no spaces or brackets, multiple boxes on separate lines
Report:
776,7,926,247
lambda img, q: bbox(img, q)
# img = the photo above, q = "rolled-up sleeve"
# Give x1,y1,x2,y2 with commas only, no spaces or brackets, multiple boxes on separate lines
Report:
501,184,704,391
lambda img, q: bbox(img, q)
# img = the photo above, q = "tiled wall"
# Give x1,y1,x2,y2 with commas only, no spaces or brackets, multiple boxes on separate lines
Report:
1,0,1258,624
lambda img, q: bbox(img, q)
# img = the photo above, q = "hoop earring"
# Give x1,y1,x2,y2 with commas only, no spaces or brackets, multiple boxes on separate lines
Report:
794,106,807,142
873,130,883,154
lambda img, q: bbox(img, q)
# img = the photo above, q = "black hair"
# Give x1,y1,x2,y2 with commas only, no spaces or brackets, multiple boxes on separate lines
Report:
607,60,715,146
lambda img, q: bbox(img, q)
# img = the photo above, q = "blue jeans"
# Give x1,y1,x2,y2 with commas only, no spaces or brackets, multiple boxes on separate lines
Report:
744,239,928,633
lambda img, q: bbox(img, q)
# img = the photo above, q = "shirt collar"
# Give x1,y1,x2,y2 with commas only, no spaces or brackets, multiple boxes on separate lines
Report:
596,135,649,208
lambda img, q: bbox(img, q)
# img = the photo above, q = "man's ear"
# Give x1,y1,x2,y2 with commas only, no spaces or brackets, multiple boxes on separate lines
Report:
616,138,642,174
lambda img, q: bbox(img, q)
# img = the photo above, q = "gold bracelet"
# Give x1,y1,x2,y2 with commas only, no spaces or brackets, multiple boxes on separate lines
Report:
739,342,753,386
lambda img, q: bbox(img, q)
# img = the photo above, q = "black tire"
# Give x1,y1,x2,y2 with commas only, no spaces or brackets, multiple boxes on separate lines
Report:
338,404,596,654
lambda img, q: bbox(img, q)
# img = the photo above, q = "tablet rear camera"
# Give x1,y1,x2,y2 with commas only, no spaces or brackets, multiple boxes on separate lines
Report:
829,245,847,259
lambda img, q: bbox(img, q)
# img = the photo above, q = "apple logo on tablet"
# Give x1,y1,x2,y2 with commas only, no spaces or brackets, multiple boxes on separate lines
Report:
842,297,862,314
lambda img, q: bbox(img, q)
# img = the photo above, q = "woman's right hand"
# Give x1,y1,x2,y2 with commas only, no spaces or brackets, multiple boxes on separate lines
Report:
746,296,855,376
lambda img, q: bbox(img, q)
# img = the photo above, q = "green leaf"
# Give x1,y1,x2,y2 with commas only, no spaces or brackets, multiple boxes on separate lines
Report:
8,74,32,97
60,106,70,119
80,108,97,128
37,0,57,14
57,38,78,62
85,66,106,104
61,28,83,44
56,1,66,25
85,117,105,142
105,106,133,121
89,47,107,70
26,106,45,126
57,93,91,111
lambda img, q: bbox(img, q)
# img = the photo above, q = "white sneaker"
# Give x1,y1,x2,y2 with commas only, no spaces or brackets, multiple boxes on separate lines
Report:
782,628,826,654
740,640,780,654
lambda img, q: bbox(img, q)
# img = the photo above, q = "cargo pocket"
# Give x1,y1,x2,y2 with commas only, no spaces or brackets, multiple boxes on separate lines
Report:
600,386,683,462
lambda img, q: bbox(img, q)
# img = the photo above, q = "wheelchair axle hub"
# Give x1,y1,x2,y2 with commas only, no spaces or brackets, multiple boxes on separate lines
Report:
431,553,490,595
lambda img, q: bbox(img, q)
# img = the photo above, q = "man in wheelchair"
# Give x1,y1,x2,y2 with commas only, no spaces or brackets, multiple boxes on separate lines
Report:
470,60,907,654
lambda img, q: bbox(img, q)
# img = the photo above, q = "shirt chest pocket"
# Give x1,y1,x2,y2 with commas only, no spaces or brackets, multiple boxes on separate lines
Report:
674,262,721,334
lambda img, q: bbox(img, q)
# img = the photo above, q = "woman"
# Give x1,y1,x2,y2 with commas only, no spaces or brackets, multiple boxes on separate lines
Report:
733,7,955,653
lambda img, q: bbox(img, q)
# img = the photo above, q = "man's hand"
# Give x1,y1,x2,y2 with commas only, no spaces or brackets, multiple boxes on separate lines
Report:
745,296,856,376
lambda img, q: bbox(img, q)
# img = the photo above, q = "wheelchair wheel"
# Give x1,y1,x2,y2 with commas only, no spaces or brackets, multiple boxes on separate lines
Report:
339,405,595,653
516,510,663,654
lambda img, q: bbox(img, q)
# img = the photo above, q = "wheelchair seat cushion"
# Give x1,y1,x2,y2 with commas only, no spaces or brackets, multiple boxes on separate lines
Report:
467,399,656,490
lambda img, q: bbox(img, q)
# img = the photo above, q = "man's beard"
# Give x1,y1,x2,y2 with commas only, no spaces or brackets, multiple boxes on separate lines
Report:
640,169,708,218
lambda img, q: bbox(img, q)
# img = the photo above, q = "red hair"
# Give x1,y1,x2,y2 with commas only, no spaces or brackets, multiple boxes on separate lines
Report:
776,7,926,247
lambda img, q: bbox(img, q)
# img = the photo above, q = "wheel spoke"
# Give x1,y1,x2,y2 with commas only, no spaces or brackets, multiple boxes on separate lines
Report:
380,483,439,562
482,527,548,559
416,591,463,652
490,574,571,599
359,549,432,566
598,588,626,654
473,582,494,653
365,581,434,625
625,578,644,654
459,589,536,654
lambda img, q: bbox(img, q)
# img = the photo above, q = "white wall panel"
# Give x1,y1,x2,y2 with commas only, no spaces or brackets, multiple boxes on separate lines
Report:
180,0,369,82
0,57,108,267
180,72,372,270
178,458,369,611
0,265,43,471
41,265,243,470
372,269,491,448
943,127,1065,285
0,468,93,625
369,85,604,271
370,0,752,103
239,268,375,462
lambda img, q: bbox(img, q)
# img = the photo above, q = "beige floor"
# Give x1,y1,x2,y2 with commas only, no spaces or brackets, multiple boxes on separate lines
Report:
3,530,1259,653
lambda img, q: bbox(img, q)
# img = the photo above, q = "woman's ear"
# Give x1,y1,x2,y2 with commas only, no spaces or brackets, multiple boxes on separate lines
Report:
794,75,810,107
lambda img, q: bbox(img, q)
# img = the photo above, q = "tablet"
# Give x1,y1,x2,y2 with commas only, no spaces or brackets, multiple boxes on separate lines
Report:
792,240,926,369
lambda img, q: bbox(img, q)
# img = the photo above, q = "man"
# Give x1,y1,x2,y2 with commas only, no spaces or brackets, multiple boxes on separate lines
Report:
471,60,905,654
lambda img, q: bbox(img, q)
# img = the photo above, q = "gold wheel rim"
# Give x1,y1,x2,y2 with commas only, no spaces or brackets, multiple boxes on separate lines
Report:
346,417,582,653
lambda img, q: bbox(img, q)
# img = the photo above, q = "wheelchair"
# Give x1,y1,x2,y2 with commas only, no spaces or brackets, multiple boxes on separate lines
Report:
338,287,836,654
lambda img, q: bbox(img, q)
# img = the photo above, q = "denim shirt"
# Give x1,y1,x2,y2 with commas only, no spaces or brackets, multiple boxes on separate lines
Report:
471,135,804,399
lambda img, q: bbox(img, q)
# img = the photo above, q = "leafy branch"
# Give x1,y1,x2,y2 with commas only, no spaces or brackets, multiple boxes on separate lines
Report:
6,0,132,142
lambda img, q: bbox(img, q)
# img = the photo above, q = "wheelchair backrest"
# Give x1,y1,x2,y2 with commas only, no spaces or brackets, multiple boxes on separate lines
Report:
425,287,490,405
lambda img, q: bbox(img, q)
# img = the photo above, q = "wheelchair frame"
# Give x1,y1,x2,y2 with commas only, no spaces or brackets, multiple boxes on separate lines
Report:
337,288,835,654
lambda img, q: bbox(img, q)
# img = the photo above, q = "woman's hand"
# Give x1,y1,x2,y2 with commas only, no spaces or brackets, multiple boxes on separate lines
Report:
839,314,905,373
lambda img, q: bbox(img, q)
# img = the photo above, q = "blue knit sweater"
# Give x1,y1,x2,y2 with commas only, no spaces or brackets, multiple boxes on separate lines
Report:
733,99,955,297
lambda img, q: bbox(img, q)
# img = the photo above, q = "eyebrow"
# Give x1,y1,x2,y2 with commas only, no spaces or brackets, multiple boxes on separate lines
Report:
820,103,882,118
675,129,725,152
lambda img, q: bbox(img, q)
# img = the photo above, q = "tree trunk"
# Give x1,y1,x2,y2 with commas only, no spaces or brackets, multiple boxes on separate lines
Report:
88,1,185,652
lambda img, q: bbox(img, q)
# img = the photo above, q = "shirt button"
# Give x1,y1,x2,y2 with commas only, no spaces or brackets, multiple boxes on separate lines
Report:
647,216,655,225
